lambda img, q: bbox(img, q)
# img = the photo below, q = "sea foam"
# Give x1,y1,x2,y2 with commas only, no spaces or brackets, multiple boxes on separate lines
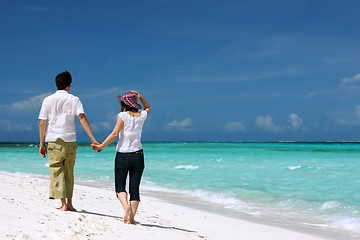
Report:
141,180,260,216
174,165,199,170
288,165,301,170
321,201,340,210
330,217,360,232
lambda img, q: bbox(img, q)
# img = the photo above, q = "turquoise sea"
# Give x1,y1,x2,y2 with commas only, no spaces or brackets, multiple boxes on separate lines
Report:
1,142,359,237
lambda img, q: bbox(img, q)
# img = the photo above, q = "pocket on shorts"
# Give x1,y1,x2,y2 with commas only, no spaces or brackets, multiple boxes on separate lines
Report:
48,144,63,163
48,145,63,151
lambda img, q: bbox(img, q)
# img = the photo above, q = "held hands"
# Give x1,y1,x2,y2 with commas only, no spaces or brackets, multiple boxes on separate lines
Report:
91,142,103,152
39,141,102,157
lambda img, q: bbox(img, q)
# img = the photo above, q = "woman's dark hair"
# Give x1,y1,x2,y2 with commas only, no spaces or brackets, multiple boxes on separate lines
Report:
121,101,138,112
55,71,72,90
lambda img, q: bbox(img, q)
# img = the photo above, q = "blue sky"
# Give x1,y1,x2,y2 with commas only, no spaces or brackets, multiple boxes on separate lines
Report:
1,0,360,142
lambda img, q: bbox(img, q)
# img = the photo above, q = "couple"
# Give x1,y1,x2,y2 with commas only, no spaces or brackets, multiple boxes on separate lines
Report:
38,71,150,224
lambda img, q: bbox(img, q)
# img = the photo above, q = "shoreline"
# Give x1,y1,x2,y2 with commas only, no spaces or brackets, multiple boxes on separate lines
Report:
74,173,359,240
145,191,356,240
0,172,350,240
2,141,360,146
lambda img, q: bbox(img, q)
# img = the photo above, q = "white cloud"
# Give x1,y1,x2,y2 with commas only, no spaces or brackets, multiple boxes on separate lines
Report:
255,115,282,132
288,113,303,130
0,120,32,132
303,91,316,98
331,111,351,126
306,73,360,98
92,121,113,132
255,113,304,132
340,73,360,85
224,121,246,132
177,68,303,84
334,106,360,126
92,112,118,132
4,92,51,111
356,106,360,117
164,118,193,131
79,87,122,99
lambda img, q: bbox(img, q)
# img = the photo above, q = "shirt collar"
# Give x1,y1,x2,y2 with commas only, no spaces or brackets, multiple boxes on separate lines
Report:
55,90,69,94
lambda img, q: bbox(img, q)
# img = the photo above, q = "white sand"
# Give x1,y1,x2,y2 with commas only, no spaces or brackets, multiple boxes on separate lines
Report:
0,172,331,240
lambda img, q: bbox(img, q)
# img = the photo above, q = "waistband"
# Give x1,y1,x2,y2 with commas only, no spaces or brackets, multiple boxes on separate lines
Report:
48,138,77,149
117,149,143,154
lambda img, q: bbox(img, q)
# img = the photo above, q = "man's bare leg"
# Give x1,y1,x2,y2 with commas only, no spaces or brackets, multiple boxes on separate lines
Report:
66,198,76,211
58,198,67,211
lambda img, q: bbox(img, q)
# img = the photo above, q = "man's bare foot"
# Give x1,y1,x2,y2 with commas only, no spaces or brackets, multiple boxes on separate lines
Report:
67,206,77,211
124,206,131,224
57,206,67,211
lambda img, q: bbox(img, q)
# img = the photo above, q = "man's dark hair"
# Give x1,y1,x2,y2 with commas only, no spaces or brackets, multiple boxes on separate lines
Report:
55,71,72,90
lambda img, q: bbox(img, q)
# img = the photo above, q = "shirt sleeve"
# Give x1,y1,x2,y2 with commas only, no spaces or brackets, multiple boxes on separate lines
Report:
75,98,85,116
38,99,48,120
141,110,148,119
118,112,127,122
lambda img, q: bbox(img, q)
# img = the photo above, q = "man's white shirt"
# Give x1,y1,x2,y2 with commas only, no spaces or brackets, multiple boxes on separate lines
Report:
38,90,84,142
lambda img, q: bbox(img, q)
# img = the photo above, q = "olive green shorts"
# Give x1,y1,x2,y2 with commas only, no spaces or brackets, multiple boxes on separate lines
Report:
47,138,77,199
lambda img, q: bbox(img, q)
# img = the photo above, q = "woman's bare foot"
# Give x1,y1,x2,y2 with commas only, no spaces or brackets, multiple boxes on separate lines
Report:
124,206,131,224
129,210,135,224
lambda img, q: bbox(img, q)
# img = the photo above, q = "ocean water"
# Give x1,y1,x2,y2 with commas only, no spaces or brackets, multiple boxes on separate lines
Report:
1,142,360,237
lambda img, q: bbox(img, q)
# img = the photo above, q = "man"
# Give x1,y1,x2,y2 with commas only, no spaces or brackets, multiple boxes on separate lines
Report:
38,71,98,211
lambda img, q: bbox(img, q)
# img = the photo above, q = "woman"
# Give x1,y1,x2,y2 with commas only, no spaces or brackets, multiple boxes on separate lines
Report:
92,90,150,224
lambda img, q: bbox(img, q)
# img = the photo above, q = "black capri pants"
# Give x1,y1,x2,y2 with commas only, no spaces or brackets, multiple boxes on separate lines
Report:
115,149,145,201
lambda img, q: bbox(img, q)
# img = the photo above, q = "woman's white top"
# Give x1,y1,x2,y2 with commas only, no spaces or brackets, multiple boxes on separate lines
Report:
116,110,147,153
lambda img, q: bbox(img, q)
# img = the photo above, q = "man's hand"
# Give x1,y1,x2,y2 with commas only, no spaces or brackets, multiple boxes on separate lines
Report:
39,145,47,158
91,143,103,152
92,140,102,152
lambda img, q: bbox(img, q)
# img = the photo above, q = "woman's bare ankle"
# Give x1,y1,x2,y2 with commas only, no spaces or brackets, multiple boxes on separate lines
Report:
124,206,131,224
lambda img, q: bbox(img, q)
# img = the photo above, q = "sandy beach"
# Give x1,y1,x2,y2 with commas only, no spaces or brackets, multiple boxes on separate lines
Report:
0,172,334,240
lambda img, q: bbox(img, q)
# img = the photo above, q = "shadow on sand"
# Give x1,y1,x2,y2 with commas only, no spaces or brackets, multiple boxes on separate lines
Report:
76,210,196,233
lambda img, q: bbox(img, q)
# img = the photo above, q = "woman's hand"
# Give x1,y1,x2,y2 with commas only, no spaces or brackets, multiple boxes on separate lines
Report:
130,90,141,99
130,90,150,114
91,143,103,152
